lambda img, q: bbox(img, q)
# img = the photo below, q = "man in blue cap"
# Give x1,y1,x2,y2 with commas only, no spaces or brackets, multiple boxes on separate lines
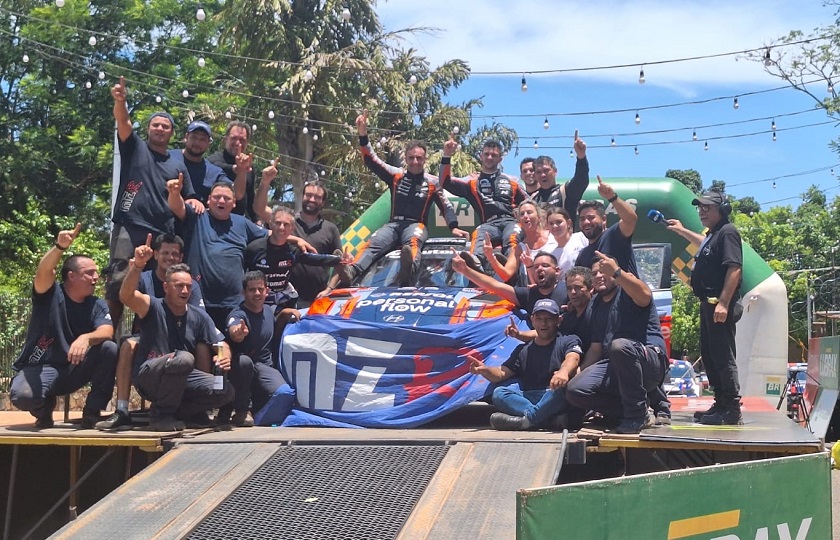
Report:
468,298,583,431
171,121,230,203
107,76,205,324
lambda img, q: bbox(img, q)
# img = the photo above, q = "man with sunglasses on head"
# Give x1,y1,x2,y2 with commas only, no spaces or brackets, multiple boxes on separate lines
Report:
665,191,743,425
574,176,638,277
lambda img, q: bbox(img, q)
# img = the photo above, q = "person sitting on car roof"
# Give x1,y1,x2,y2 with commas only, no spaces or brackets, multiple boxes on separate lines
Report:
468,299,583,431
337,110,467,288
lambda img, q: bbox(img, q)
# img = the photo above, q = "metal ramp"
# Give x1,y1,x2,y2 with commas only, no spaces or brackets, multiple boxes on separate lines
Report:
49,441,564,540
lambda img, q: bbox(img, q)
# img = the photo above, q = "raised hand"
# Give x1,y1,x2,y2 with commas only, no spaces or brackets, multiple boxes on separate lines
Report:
111,76,127,103
166,172,184,195
55,222,82,250
355,108,368,137
596,175,616,201
235,151,253,175
443,135,458,157
573,129,587,159
449,247,467,273
133,233,154,268
261,157,279,186
504,314,522,340
594,250,619,277
229,319,249,342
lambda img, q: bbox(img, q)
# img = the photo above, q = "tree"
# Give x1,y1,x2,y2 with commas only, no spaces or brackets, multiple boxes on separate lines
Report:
670,281,700,360
664,169,702,193
734,196,761,216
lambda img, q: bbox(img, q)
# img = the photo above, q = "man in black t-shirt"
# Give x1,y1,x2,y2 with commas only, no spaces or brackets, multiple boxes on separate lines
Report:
207,121,258,221
565,254,668,434
469,299,582,431
11,224,117,429
120,238,235,431
666,191,743,425
530,132,590,218
574,177,638,276
169,121,229,203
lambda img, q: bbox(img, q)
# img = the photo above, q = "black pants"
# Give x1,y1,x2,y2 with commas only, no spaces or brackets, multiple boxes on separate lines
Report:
134,351,234,420
224,355,286,415
699,301,740,401
566,339,667,421
11,341,118,420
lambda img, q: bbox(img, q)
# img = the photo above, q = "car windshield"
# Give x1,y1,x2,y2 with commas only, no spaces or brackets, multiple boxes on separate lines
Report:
669,362,695,379
356,249,469,288
635,244,669,290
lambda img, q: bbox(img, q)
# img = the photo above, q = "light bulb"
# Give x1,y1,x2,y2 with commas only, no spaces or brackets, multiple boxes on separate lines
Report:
764,49,772,67
832,169,835,176
704,141,709,151
196,7,206,21
198,57,206,68
320,170,326,176
268,110,275,119
733,97,739,110
341,7,351,21
772,132,777,142
301,103,307,109
456,144,462,151
773,181,777,189
692,130,697,141
22,54,29,63
569,149,574,158
533,140,538,149
55,0,65,6
375,142,381,149
85,81,92,89
313,134,319,141
98,71,105,80
521,76,527,92
380,136,387,144
224,111,231,119
302,126,309,134
452,125,460,135
639,67,645,84
771,120,776,131
88,36,97,46
409,74,417,85
251,124,257,132
635,112,640,124
610,137,616,147
155,95,162,103
182,89,189,98
304,69,314,82
634,147,639,155
543,118,549,130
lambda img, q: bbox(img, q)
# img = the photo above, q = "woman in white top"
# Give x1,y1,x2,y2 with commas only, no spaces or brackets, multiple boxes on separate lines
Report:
545,206,588,285
485,199,557,285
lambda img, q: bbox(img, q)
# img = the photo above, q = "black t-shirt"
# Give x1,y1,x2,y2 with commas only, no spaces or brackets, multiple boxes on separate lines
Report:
169,150,229,204
134,297,221,372
514,284,568,316
590,288,654,358
225,304,275,366
289,216,343,302
502,334,583,391
14,284,111,369
113,132,193,235
690,220,743,300
138,270,203,307
207,149,257,221
575,222,638,276
559,304,592,354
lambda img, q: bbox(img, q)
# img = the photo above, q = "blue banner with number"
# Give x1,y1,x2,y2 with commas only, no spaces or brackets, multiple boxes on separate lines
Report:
257,313,527,428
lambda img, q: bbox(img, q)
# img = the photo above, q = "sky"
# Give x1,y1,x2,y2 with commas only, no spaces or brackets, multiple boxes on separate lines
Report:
376,0,840,210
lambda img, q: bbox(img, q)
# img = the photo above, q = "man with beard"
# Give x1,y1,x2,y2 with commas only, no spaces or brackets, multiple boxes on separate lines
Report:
207,121,258,221
255,175,343,307
338,110,464,287
168,179,267,330
469,299,582,431
565,253,668,434
451,250,567,316
108,76,204,324
530,131,590,218
171,121,230,203
519,157,539,196
440,137,526,276
574,176,638,276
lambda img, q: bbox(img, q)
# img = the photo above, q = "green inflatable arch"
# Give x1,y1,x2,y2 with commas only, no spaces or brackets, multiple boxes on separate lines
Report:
339,177,788,397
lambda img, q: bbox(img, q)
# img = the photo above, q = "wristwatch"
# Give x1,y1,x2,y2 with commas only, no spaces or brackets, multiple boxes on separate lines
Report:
613,268,622,279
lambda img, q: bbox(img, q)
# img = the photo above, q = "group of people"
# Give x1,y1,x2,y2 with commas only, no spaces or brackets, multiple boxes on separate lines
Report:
8,80,744,434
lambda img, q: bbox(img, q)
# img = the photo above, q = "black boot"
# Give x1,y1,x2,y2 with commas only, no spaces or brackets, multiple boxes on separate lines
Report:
699,399,743,425
693,400,723,421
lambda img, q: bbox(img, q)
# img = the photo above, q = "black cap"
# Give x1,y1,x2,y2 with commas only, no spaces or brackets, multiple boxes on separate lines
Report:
186,121,212,135
532,299,560,316
692,191,726,206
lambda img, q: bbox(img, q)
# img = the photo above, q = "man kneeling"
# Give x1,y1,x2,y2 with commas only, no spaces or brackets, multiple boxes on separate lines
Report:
469,299,582,431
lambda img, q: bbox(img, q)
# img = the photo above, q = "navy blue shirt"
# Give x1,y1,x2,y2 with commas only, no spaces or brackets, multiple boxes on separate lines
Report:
168,150,228,204
225,304,275,366
180,206,267,309
138,269,204,308
575,222,638,276
590,288,656,358
113,132,194,235
134,297,221,373
502,334,583,391
514,285,568,316
14,284,111,370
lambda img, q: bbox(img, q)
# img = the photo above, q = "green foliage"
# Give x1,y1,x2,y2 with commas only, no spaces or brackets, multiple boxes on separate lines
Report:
664,169,702,193
670,281,700,358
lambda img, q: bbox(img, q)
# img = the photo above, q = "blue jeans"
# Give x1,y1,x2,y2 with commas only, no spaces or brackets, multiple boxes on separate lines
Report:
492,386,567,426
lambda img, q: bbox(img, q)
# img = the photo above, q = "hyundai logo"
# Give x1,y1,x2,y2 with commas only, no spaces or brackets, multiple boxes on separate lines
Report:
383,315,405,323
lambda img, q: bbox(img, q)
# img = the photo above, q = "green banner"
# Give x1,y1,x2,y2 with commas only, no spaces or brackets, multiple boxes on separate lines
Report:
517,453,831,539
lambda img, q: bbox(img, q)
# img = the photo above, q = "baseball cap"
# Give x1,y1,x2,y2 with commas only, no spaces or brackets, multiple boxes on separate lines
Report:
186,121,212,135
148,111,175,128
532,299,560,316
692,191,726,207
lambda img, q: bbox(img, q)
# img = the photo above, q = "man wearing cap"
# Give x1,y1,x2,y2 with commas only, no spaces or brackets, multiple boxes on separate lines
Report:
109,76,204,323
665,191,743,425
172,121,231,203
468,298,583,431
574,175,638,276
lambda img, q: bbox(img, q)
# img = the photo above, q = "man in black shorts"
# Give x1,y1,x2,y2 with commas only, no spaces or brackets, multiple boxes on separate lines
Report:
11,223,117,429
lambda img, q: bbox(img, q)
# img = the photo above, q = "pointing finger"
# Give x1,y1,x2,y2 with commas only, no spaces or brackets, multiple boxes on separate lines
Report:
574,129,579,140
509,314,516,327
145,233,152,248
71,222,82,238
119,75,125,88
597,174,604,184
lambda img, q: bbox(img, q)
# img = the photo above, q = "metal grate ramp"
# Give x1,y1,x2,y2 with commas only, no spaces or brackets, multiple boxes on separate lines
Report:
187,445,449,540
